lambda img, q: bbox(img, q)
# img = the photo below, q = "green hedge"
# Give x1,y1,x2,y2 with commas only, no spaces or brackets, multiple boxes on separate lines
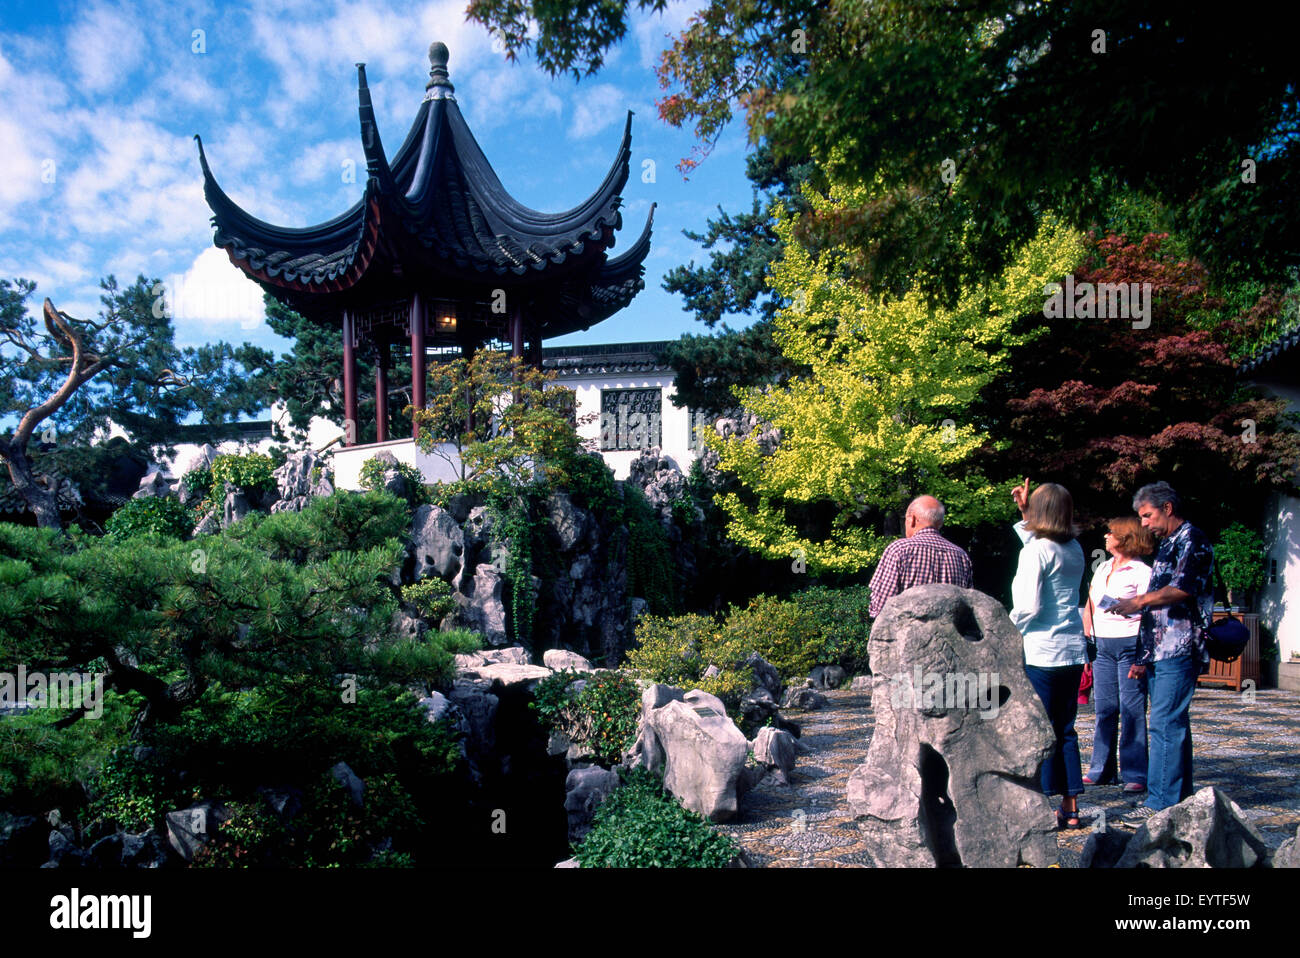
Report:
104,495,194,542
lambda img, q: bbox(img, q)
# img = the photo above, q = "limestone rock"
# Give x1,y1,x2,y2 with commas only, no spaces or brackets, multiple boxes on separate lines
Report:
410,505,464,581
740,687,780,727
464,663,553,689
564,766,621,843
1080,819,1133,868
456,566,508,646
1273,825,1300,868
744,653,783,699
640,688,748,823
221,488,250,528
121,831,170,868
850,675,872,692
480,646,529,666
546,492,592,552
846,584,1057,868
1115,788,1271,868
752,726,797,784
417,691,451,723
330,762,365,809
543,649,594,672
810,665,846,689
782,688,827,711
165,801,230,862
133,471,171,499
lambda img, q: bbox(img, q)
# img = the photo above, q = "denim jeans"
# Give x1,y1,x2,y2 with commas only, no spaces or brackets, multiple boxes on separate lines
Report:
1025,664,1085,798
1088,636,1148,786
1145,654,1199,811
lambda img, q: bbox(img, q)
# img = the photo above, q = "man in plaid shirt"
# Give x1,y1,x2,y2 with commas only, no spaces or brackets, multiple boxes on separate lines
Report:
868,495,974,618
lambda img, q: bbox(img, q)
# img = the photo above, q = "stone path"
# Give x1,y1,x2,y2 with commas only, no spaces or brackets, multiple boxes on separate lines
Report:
714,683,1300,867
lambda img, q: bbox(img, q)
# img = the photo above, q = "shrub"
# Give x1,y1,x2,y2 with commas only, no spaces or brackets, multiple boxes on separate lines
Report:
574,767,740,867
624,613,755,712
210,452,277,495
402,578,456,622
790,584,872,674
104,495,194,542
721,594,824,678
1214,523,1267,596
530,669,640,765
359,456,432,507
181,465,214,503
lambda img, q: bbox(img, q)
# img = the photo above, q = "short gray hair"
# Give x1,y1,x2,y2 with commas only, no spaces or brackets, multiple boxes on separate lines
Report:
907,497,946,527
1132,481,1182,517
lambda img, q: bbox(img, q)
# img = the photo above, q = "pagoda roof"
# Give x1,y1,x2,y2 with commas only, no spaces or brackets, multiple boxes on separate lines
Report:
196,41,652,327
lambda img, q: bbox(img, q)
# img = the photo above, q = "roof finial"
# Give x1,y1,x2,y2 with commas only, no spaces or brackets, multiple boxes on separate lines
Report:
425,41,455,100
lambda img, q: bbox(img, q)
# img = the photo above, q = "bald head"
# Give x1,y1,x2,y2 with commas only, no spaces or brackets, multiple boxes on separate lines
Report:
905,495,945,536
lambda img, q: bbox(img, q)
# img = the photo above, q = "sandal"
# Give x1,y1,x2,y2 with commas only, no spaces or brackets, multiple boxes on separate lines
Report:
1056,805,1082,830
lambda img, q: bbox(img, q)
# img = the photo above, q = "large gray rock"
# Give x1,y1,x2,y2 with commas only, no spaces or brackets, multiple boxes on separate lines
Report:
564,766,621,843
752,726,797,784
411,505,465,580
447,678,500,767
120,831,170,868
740,687,780,727
543,649,594,672
480,646,530,666
810,665,846,689
744,653,783,699
1080,820,1133,868
850,675,872,692
455,566,508,646
417,691,451,723
782,687,827,711
165,801,230,862
221,488,250,528
1115,788,1271,868
846,585,1057,868
464,663,553,689
1274,825,1300,868
546,492,592,551
636,687,749,822
133,470,171,499
330,762,365,809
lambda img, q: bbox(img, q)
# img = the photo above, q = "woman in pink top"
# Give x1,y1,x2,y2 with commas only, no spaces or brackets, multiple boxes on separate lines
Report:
1081,516,1155,792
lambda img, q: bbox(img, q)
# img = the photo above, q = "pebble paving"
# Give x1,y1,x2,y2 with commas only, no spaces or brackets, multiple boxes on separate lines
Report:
714,683,1300,867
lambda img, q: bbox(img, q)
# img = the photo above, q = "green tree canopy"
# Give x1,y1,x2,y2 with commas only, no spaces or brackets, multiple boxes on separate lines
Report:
707,176,1087,572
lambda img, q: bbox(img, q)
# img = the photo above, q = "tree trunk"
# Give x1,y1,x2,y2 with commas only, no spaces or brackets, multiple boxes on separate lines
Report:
0,438,64,532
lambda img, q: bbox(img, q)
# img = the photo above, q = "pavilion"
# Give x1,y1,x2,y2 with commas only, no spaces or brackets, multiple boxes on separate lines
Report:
195,40,653,477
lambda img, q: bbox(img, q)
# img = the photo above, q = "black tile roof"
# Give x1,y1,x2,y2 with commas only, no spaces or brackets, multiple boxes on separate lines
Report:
196,41,652,331
1239,328,1300,379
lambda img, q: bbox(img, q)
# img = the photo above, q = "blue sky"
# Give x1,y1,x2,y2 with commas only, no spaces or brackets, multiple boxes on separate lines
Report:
0,0,762,380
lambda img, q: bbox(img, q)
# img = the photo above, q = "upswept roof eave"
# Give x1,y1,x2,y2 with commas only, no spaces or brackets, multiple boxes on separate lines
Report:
195,134,368,252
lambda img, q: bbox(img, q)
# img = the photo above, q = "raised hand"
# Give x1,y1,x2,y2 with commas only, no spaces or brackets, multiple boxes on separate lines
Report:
1011,478,1031,514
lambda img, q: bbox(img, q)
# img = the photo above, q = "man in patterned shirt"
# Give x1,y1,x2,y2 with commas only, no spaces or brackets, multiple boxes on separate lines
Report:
1111,481,1214,823
868,495,974,619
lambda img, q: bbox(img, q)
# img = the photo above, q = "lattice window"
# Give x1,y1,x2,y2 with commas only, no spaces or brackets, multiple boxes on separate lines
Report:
600,388,662,451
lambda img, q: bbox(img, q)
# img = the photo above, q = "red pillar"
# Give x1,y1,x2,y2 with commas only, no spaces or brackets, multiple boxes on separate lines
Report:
342,310,357,446
410,294,426,440
375,340,389,443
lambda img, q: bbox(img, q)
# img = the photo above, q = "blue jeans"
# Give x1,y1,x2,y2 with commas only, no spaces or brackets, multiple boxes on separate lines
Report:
1145,654,1198,811
1025,664,1085,798
1088,636,1148,786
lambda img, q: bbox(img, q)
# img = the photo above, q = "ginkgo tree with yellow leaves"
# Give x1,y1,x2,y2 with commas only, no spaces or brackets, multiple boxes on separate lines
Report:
704,178,1087,573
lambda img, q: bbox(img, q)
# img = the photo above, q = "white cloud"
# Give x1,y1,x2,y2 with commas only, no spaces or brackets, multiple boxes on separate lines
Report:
163,246,266,337
66,2,146,95
569,83,632,139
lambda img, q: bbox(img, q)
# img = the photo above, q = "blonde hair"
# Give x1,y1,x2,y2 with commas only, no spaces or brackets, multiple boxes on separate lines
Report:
1026,483,1079,543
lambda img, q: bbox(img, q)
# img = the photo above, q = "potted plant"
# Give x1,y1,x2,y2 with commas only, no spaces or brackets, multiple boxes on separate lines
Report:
1214,523,1266,611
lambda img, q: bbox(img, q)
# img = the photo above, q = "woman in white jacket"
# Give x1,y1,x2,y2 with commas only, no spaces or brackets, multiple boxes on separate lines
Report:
1010,480,1088,829
1081,516,1154,792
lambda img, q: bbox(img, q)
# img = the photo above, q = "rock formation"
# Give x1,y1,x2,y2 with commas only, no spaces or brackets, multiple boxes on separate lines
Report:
846,584,1058,867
